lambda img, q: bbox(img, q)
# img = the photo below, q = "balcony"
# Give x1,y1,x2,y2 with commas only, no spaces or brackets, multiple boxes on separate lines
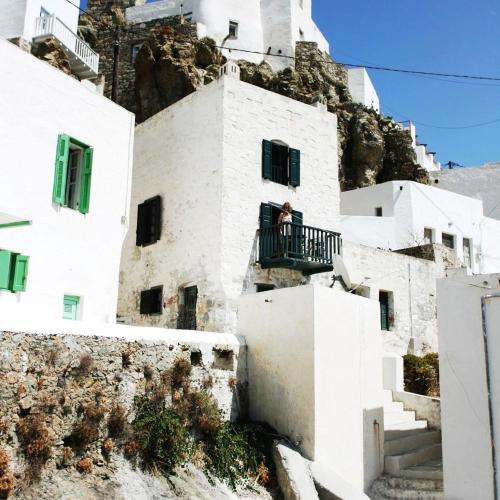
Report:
258,223,342,276
33,15,99,79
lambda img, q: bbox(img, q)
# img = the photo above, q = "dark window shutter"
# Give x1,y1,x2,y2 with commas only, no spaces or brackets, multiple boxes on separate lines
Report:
292,210,303,225
260,203,273,229
289,148,301,187
140,286,163,315
262,140,272,180
140,289,151,314
150,196,162,243
136,202,147,246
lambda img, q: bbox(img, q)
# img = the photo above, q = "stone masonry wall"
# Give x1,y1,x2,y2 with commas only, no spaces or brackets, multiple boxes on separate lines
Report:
0,329,246,496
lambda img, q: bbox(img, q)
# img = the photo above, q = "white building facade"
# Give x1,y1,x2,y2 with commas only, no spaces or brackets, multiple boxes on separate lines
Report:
125,0,329,70
0,38,134,325
347,67,380,112
118,67,340,333
0,0,99,79
340,180,500,274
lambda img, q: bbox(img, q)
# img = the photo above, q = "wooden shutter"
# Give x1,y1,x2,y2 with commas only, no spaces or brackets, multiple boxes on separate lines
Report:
292,210,303,225
136,202,146,246
0,250,12,290
150,196,162,243
262,140,273,180
260,203,273,229
52,134,70,204
79,147,93,214
10,254,29,292
289,148,301,187
291,211,303,257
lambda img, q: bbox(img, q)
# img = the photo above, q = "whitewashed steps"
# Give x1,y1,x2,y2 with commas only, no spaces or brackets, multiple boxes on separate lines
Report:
370,476,444,500
385,443,442,477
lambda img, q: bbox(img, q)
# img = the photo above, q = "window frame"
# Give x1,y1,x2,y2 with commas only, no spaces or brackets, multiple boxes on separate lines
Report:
0,250,29,293
63,295,80,320
140,285,163,315
441,232,455,250
136,195,162,247
228,21,239,39
379,290,394,332
262,140,301,187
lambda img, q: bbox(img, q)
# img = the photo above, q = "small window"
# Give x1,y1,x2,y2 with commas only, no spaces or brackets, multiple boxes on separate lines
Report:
375,207,383,217
140,286,163,315
63,295,80,320
136,196,162,246
442,233,455,250
52,134,93,214
424,228,434,244
131,43,142,63
262,140,300,187
177,286,198,330
379,291,393,331
463,238,472,268
229,21,239,38
256,283,275,293
0,250,29,293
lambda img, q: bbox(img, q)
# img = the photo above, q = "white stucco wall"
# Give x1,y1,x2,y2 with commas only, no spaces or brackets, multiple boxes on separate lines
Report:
340,215,397,249
347,68,380,112
238,284,383,492
0,0,79,41
118,73,339,333
0,39,134,324
340,181,500,274
437,272,500,500
126,0,329,70
342,241,441,355
430,163,500,221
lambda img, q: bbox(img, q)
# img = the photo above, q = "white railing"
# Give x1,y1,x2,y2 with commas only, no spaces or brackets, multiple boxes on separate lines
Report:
33,15,99,75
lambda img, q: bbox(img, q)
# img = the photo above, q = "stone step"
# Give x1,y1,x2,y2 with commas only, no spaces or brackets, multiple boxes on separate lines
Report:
370,476,444,500
385,430,441,456
400,459,443,481
384,409,417,426
385,419,428,434
384,401,405,412
385,444,442,476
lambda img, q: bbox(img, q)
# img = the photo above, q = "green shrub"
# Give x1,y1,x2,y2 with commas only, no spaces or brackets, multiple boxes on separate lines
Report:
403,353,439,397
132,396,190,476
203,422,265,490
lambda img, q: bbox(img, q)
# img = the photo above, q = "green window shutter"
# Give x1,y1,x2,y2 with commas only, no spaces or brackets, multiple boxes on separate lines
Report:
10,254,29,292
262,140,273,180
79,147,93,214
292,210,303,225
260,203,273,229
52,134,70,204
0,250,12,290
289,148,301,187
63,295,80,320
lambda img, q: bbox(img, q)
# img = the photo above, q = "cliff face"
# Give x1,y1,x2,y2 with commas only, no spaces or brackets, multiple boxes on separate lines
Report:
81,2,428,190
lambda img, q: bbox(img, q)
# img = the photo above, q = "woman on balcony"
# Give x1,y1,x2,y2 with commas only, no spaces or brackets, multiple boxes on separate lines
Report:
278,201,293,256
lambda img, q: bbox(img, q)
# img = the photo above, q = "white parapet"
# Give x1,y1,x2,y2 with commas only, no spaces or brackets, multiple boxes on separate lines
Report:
347,67,380,112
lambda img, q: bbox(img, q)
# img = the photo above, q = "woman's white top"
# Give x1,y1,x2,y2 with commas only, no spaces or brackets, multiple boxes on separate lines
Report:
282,213,292,223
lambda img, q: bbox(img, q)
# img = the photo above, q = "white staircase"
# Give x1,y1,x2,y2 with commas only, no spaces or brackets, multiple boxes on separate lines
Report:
369,390,443,500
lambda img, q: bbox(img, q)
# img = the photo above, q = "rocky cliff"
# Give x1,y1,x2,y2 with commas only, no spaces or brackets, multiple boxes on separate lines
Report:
81,1,428,190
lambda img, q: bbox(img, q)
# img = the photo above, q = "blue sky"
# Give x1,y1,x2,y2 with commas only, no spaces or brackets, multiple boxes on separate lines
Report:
81,0,500,166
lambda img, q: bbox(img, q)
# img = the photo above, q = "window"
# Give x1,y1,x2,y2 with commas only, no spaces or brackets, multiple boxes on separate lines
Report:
0,250,29,293
424,227,434,244
375,207,383,217
299,29,304,41
177,286,198,330
379,291,393,331
52,134,93,214
131,43,142,63
442,233,455,250
256,283,275,293
136,196,162,246
140,286,163,315
63,295,80,320
262,140,300,187
463,238,472,268
229,21,239,38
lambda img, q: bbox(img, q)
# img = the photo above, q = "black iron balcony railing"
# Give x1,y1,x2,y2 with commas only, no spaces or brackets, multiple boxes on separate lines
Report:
258,222,342,276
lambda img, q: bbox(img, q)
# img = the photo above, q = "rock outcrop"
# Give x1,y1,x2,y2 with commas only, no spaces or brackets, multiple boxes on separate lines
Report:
31,38,72,76
81,1,428,190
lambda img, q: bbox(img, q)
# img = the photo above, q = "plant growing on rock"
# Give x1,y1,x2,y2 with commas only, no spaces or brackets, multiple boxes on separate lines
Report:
403,353,440,397
107,405,128,438
65,402,105,452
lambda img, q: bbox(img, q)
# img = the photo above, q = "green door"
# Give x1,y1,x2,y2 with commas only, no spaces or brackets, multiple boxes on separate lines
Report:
63,295,80,320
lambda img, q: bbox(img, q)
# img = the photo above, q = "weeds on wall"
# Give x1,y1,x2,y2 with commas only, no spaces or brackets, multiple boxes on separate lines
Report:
403,353,440,397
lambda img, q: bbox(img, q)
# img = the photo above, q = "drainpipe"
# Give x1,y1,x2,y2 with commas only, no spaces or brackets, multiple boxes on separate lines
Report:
481,293,500,500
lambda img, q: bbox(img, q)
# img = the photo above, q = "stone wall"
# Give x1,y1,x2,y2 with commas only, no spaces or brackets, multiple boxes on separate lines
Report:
0,329,246,495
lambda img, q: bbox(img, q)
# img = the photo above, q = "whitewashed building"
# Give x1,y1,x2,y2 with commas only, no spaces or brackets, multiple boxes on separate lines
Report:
0,0,99,79
118,64,341,333
0,38,134,324
437,272,500,500
340,180,500,274
347,67,380,112
125,0,329,70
